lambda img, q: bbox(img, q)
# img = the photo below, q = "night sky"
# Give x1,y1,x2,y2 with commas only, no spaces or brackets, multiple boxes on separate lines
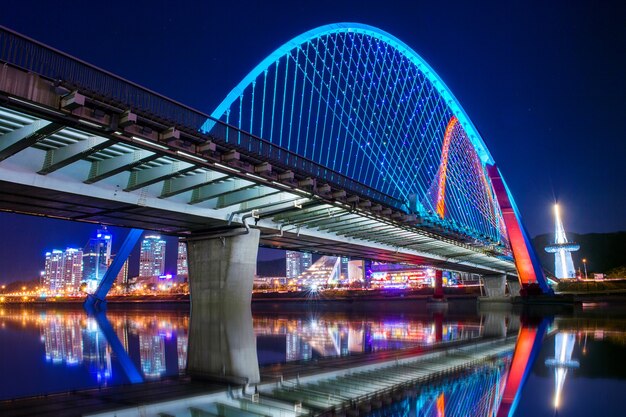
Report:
0,0,625,283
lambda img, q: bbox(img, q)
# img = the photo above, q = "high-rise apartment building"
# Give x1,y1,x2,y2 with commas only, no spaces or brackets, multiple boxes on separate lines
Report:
302,252,312,271
83,228,112,292
44,250,64,292
62,248,83,290
44,248,83,293
139,235,166,278
176,241,188,281
286,251,313,279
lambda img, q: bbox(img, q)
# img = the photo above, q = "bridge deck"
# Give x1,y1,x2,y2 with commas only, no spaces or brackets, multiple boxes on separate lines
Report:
0,26,516,274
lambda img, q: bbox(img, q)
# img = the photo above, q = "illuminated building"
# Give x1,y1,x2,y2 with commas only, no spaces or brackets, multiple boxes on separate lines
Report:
298,256,341,287
111,255,129,290
286,251,312,279
43,250,64,292
176,240,188,281
62,248,83,291
302,252,312,271
347,260,364,283
83,228,112,293
339,257,349,281
369,263,434,289
545,204,579,279
139,235,166,279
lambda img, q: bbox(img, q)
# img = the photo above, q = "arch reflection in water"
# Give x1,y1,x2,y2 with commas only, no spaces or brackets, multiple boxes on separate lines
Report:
368,356,512,417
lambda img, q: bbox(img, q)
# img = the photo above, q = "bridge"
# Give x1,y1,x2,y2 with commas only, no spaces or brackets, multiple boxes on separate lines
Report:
0,23,551,381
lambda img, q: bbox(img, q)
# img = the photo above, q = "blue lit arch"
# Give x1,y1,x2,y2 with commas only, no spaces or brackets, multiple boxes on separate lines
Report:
203,23,508,246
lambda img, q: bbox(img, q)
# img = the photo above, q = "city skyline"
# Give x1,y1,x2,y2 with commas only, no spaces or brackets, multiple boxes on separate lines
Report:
37,229,191,293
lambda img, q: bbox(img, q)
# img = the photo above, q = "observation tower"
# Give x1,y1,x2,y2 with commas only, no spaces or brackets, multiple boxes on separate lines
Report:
545,204,579,279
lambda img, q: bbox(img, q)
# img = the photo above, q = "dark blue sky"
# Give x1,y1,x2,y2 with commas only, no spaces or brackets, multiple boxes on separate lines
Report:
0,0,625,282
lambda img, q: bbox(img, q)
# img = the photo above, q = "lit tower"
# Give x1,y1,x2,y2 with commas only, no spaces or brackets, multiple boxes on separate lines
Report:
545,204,579,279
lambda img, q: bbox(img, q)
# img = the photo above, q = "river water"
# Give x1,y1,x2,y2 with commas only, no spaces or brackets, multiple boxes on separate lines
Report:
0,301,625,416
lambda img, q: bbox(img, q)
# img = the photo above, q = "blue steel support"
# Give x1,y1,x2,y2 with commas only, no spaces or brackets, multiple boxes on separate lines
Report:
84,228,143,310
91,310,144,384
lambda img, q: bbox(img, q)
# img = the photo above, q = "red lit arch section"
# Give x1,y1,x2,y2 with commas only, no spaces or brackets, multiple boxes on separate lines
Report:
435,116,458,218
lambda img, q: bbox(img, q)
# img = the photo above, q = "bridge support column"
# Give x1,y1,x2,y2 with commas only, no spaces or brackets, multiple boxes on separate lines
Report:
507,276,522,297
186,228,260,384
482,274,507,298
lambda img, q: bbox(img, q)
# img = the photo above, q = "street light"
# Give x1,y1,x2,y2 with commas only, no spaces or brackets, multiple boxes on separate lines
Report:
582,258,588,280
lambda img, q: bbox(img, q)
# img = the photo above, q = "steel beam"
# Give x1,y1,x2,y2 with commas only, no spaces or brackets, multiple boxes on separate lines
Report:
282,209,348,228
229,193,303,212
189,178,255,204
255,199,324,220
301,212,359,228
363,230,421,243
274,205,334,222
39,136,110,174
160,170,230,198
85,150,157,183
215,186,281,208
341,224,395,238
317,215,374,229
126,160,195,191
84,228,143,307
0,120,64,161
323,218,378,233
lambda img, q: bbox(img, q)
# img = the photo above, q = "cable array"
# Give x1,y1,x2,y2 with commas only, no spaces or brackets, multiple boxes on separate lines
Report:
206,25,508,247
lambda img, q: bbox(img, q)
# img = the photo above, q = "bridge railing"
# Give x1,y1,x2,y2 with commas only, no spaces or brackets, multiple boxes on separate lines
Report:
0,26,403,209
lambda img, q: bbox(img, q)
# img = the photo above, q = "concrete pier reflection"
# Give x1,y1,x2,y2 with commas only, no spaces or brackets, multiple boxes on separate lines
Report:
186,229,261,384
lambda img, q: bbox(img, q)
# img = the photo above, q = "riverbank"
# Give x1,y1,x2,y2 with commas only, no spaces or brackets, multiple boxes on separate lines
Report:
1,285,625,306
0,287,480,305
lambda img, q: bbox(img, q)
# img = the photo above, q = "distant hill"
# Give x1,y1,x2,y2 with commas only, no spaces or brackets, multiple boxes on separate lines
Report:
532,231,626,275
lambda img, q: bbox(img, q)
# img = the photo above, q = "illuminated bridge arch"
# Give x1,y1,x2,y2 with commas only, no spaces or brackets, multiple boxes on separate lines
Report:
202,23,507,247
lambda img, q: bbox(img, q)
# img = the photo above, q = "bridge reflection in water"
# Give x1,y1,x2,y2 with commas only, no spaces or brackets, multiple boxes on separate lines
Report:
0,304,554,417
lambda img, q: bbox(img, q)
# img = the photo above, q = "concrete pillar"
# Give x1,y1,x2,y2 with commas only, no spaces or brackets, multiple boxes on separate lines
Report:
433,269,444,299
482,274,507,298
507,277,522,297
186,229,260,384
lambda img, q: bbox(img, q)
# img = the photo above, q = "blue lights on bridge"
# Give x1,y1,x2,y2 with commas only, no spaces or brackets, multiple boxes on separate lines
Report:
202,23,508,247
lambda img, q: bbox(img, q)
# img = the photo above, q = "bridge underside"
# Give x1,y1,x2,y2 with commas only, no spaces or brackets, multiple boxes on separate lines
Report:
0,179,509,272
